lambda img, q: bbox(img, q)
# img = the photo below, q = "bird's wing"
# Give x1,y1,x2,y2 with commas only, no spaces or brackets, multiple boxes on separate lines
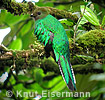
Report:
34,19,54,46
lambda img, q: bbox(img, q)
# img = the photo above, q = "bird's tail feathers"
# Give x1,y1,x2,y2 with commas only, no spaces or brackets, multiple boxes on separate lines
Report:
58,55,76,91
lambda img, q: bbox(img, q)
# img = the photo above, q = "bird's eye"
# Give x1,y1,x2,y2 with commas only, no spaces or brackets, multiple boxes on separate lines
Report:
37,12,41,15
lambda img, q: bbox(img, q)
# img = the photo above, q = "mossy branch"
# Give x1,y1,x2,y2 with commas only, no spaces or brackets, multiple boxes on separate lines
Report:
0,41,104,75
0,0,78,22
0,44,45,71
0,29,105,74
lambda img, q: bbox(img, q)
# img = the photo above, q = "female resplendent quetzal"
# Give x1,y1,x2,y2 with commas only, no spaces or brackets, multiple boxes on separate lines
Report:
31,7,76,91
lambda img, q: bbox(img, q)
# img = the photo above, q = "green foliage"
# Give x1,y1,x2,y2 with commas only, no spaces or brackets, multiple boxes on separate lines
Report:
8,38,22,50
76,55,95,62
60,19,74,27
80,5,100,26
0,0,105,100
0,9,35,50
102,15,105,26
89,64,105,99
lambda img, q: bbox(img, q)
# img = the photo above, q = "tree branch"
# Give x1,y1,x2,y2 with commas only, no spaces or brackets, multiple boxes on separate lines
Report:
0,29,105,74
44,0,81,6
0,44,45,72
0,43,104,74
0,0,78,22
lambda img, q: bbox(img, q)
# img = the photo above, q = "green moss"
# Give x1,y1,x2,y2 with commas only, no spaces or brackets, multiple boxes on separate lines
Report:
78,30,105,46
77,29,105,56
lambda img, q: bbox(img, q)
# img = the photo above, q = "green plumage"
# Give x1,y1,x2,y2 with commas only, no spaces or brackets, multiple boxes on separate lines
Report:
34,14,76,91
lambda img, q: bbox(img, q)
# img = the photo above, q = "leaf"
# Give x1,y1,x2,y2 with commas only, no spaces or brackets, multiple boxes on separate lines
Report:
76,30,87,40
80,5,100,26
21,28,35,49
0,10,8,29
102,15,105,26
60,19,73,26
0,10,29,29
13,84,29,92
79,16,88,25
86,1,92,7
51,78,66,91
19,20,33,36
66,29,74,38
18,75,33,81
42,76,62,89
4,12,28,27
90,73,105,81
76,55,95,62
35,69,43,83
28,83,43,93
8,38,22,50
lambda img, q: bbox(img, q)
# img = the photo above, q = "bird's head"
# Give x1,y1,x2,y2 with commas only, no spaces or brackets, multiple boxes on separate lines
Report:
31,7,49,20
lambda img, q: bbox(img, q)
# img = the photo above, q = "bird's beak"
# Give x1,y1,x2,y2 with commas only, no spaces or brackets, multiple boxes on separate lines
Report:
30,13,37,20
30,13,34,17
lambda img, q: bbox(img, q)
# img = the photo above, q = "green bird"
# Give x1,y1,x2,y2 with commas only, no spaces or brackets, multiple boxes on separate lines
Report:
31,7,76,91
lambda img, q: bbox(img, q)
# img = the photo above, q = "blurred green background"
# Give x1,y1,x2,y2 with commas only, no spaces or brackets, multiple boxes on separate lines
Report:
0,0,105,100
